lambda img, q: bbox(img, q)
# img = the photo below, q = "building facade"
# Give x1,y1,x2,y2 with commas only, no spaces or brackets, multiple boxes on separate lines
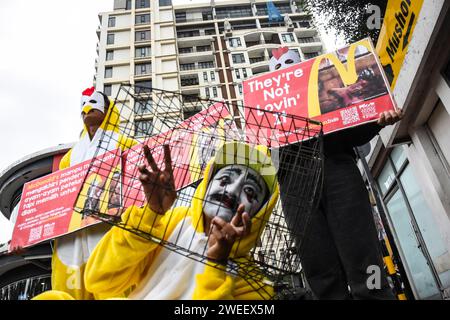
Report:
360,0,450,300
94,0,324,137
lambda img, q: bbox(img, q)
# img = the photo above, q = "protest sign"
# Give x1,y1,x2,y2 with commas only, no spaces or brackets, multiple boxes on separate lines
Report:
10,149,121,250
243,38,396,146
122,102,238,208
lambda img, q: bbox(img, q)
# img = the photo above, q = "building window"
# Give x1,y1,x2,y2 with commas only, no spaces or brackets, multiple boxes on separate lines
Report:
136,30,150,41
203,72,208,81
210,71,215,81
107,33,115,45
179,47,193,54
229,37,242,48
198,61,214,69
135,46,151,58
135,80,152,93
238,84,243,94
177,30,200,38
376,146,449,299
159,0,172,6
304,52,319,59
134,100,152,115
197,45,211,52
175,12,186,23
180,63,195,71
215,7,252,19
282,33,295,43
212,87,217,98
136,14,150,25
135,120,153,137
106,50,114,61
136,0,150,9
242,68,247,78
103,84,112,96
126,0,132,10
298,37,315,43
297,20,311,28
108,16,116,27
135,63,151,75
180,76,199,87
105,67,113,78
232,53,245,64
235,69,241,80
205,87,210,98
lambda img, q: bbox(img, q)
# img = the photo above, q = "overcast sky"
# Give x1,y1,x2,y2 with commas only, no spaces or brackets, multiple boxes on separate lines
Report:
0,0,341,244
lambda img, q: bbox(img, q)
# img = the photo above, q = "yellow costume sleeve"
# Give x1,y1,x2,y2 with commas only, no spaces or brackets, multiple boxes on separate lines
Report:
84,205,185,299
118,135,138,150
193,264,234,299
193,261,274,300
59,149,72,170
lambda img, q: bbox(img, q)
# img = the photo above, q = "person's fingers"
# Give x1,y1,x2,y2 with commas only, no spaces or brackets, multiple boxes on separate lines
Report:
389,110,398,122
143,145,159,172
384,111,393,124
163,145,174,177
377,112,386,125
241,212,251,236
392,109,403,122
210,223,225,242
138,164,151,175
231,204,245,227
211,216,227,230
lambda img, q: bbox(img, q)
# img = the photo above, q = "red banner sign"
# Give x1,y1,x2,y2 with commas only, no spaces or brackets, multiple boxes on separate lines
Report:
10,103,236,250
10,149,121,249
243,38,397,146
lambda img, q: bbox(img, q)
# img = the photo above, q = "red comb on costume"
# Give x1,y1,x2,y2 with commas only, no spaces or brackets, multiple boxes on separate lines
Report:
82,87,95,96
272,47,289,60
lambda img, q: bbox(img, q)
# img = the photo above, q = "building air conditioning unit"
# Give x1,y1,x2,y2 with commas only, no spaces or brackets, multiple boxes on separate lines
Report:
224,19,232,37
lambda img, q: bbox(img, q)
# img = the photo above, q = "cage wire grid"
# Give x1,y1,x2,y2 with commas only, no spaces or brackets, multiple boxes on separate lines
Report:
74,84,324,299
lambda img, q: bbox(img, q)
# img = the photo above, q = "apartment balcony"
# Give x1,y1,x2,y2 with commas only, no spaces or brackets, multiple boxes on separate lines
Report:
179,61,215,72
178,45,212,57
251,63,270,76
180,76,200,87
249,53,270,75
176,32,214,44
299,37,322,52
293,21,317,37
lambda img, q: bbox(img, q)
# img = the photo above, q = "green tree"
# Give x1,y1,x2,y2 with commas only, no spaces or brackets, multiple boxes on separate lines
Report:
301,0,388,44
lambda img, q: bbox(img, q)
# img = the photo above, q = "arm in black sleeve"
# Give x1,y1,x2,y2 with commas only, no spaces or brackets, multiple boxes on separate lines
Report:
341,122,381,147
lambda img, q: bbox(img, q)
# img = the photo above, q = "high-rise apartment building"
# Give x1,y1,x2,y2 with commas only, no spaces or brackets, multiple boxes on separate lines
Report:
95,0,324,137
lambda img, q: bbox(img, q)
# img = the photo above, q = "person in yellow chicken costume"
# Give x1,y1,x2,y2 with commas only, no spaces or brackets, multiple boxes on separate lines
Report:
34,87,136,300
37,141,279,300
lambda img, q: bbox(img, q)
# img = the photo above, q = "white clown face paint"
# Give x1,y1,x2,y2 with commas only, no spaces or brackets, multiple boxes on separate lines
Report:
203,164,268,222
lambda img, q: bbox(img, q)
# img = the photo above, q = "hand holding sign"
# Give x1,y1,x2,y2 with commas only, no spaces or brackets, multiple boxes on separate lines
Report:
377,109,403,127
138,144,177,215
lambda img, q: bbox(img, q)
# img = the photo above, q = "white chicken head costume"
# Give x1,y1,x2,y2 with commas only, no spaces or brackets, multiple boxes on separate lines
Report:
269,47,301,72
80,87,107,115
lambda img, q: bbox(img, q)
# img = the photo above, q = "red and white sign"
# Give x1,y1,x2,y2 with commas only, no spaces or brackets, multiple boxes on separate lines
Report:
122,102,237,208
10,102,236,250
10,149,121,250
243,38,397,146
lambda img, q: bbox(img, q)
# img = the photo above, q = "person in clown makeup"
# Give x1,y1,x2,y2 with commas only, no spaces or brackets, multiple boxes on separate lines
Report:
34,87,136,300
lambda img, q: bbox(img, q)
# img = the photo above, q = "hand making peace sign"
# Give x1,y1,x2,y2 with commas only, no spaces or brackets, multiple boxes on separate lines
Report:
138,144,177,215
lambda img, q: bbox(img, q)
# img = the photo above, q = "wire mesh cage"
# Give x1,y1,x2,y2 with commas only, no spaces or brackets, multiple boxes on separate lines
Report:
73,84,323,299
